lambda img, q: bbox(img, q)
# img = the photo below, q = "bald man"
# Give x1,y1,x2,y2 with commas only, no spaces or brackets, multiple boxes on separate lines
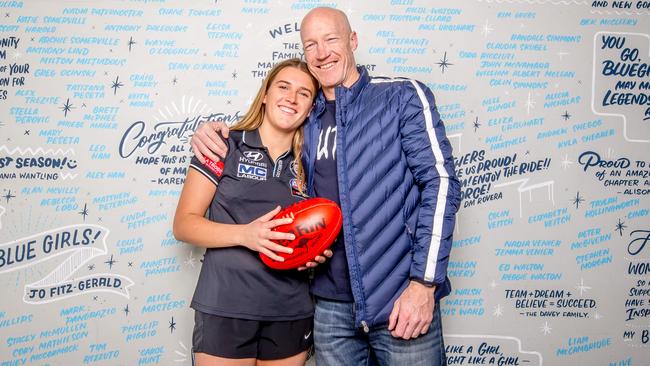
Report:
192,7,460,365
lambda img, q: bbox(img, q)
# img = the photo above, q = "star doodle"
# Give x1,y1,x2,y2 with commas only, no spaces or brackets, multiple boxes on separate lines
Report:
5,13,9,18
615,218,627,236
525,92,536,114
481,19,494,37
88,264,95,271
540,321,552,335
24,130,30,135
473,117,481,132
571,191,584,209
232,70,238,79
560,154,574,170
492,304,503,317
435,52,453,74
172,76,178,85
128,36,136,52
128,261,133,267
169,317,177,333
123,304,130,316
575,278,591,295
226,100,232,105
82,103,86,108
104,254,118,269
30,37,35,42
561,110,571,120
184,251,198,268
93,296,99,301
2,189,16,203
60,98,74,117
111,76,124,95
78,203,89,221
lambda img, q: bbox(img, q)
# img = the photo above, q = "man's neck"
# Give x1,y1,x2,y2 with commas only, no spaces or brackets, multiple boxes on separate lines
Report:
323,87,336,101
322,68,361,101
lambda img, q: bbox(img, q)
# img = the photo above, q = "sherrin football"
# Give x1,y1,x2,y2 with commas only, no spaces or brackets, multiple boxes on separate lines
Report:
260,197,342,270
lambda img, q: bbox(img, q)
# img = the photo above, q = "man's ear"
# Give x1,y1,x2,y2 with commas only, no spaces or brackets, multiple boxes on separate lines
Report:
350,31,358,51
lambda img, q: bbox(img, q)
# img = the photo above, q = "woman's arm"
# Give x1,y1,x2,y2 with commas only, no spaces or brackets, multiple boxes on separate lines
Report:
173,169,295,261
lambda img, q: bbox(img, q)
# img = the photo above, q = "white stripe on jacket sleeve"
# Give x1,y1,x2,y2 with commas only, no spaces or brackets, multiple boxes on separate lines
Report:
408,80,451,282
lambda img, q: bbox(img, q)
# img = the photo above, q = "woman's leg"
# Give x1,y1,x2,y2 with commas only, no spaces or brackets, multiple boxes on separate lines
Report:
256,351,308,366
194,352,257,366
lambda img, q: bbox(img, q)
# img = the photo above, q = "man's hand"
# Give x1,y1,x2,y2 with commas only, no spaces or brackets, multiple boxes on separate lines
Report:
388,281,436,340
191,121,230,164
297,249,333,271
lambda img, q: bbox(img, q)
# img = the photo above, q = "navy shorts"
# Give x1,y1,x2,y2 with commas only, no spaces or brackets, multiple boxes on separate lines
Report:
192,311,313,360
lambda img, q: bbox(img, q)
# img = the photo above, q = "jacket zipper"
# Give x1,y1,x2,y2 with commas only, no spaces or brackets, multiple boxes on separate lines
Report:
360,320,369,333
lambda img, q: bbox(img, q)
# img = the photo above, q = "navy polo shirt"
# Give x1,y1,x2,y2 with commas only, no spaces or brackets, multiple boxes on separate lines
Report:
189,128,313,321
310,100,354,301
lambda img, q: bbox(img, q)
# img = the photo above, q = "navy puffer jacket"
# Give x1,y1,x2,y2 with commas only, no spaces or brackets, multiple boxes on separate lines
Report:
303,67,461,328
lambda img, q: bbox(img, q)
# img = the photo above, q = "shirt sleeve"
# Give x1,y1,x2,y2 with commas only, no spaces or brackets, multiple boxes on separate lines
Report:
189,156,226,186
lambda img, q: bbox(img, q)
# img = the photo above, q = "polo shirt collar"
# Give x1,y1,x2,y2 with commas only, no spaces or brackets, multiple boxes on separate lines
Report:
241,128,265,149
242,128,293,160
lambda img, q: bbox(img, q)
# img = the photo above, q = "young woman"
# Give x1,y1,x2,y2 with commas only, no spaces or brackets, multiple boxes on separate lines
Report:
173,59,319,366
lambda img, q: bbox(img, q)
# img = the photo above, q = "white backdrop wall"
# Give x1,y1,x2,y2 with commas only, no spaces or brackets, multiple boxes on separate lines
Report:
0,0,649,365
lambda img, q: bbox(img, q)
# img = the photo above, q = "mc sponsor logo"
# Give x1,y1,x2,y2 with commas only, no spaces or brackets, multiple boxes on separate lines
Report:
237,163,267,180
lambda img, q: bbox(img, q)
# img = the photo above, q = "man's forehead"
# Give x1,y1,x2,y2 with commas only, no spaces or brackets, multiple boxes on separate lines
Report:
300,18,349,42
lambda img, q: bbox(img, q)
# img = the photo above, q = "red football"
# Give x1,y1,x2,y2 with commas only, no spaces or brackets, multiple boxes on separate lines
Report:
260,197,342,270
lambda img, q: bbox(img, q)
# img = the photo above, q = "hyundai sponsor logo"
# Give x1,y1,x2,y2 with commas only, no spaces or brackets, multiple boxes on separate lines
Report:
243,151,264,162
